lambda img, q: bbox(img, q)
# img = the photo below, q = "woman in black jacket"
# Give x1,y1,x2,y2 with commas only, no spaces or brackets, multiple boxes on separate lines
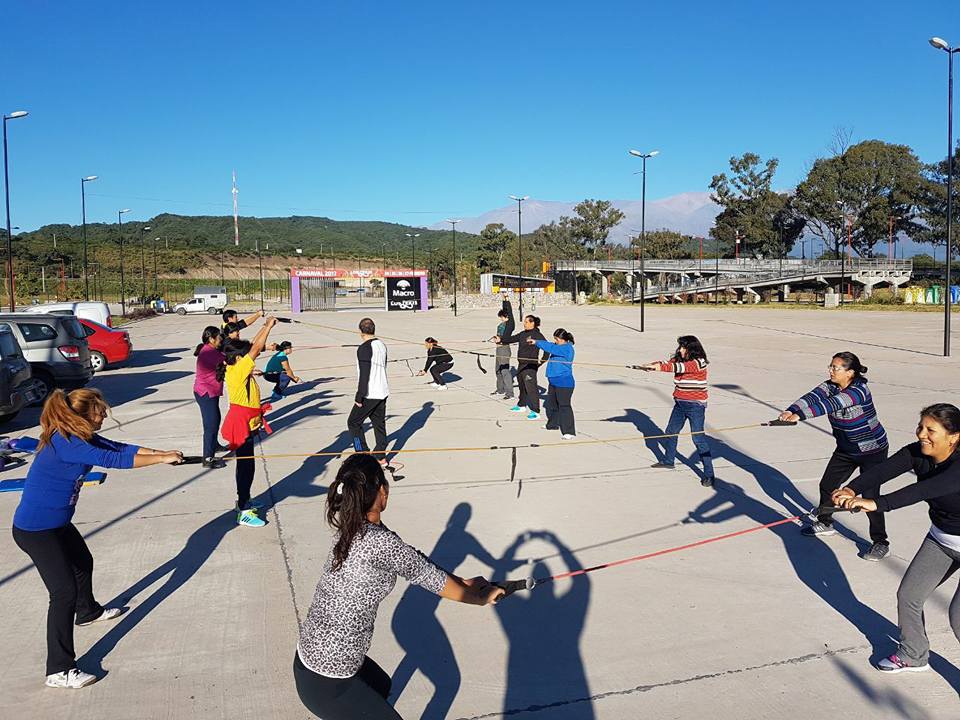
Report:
494,315,547,419
834,403,960,674
417,338,454,390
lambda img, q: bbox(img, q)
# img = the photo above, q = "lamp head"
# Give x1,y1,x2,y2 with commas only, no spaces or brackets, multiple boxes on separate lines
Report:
931,37,951,51
83,175,98,182
509,195,529,201
119,208,130,215
7,111,28,119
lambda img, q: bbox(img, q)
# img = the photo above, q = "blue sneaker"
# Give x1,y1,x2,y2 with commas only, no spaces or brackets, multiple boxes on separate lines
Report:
237,508,265,527
510,405,524,413
267,393,282,403
527,411,539,420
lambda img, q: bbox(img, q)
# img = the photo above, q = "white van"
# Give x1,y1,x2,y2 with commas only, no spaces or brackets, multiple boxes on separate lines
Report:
22,302,113,327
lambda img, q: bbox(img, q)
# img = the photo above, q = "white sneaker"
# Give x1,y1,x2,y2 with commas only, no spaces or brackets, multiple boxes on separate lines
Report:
561,434,576,440
437,385,447,391
45,668,98,689
76,606,127,626
428,382,439,387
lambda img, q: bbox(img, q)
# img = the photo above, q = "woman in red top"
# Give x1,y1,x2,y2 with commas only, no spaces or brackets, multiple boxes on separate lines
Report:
193,326,226,469
636,335,714,486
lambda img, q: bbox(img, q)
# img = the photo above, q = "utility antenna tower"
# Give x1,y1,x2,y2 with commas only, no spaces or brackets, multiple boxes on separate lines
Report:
232,170,240,246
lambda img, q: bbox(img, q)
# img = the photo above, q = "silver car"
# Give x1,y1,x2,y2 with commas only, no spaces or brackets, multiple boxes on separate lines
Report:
0,313,93,404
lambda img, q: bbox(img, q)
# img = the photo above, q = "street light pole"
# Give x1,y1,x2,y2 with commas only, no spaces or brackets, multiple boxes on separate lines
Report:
509,195,528,316
153,237,160,293
405,232,419,312
931,36,960,356
629,150,658,331
117,209,130,317
81,175,97,301
3,110,28,312
256,234,265,312
447,220,460,316
139,224,151,304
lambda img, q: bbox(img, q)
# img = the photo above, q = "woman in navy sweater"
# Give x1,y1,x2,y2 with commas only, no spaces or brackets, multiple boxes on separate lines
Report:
529,328,576,438
834,403,960,674
12,389,183,689
779,351,890,561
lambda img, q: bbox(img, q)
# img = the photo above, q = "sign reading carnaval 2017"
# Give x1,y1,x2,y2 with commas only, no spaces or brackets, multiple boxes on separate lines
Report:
385,275,427,312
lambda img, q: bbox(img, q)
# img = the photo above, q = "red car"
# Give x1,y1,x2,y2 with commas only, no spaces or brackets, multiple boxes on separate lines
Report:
79,318,132,372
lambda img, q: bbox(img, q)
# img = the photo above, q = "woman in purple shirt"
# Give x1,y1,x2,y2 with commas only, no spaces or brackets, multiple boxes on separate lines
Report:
194,326,226,468
13,388,182,689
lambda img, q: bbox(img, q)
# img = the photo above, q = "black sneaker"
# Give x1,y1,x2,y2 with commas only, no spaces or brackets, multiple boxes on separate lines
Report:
649,462,676,470
801,521,836,537
202,458,226,469
701,476,715,487
862,542,890,562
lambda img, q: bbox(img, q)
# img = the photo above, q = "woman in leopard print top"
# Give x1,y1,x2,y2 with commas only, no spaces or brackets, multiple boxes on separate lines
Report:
294,453,504,720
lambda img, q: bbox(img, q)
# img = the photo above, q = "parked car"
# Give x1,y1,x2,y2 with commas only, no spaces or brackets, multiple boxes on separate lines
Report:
173,287,228,315
0,313,93,404
0,324,44,424
79,318,132,372
22,301,113,327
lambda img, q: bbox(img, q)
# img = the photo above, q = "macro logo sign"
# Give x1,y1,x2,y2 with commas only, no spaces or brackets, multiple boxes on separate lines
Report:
386,276,421,311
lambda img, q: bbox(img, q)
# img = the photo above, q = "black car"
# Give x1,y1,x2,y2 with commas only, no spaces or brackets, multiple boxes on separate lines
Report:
0,324,44,424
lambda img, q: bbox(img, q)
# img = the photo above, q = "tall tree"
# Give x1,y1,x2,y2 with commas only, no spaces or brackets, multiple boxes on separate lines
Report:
794,140,924,257
633,230,696,259
476,223,516,272
568,199,625,257
913,142,960,253
709,152,805,257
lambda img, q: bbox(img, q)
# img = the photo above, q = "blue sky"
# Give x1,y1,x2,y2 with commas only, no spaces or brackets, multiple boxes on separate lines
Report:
5,1,960,232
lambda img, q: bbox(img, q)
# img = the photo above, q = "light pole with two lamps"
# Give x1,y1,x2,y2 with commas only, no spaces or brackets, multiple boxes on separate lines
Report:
509,195,528,315
628,149,658,331
117,209,131,317
447,219,460,316
3,110,28,311
81,175,97,301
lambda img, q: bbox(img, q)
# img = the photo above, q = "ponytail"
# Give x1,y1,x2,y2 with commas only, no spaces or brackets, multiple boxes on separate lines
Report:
217,338,252,383
553,328,574,344
194,325,222,357
326,454,387,571
39,388,109,449
833,351,867,380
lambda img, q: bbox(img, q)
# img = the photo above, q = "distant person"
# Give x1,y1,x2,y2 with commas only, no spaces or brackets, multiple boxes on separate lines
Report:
193,326,227,468
833,403,960,673
12,389,182,689
780,351,890,561
218,316,278,528
294,454,503,720
489,292,515,399
494,314,547,420
348,318,390,466
530,328,576,438
221,308,263,333
263,341,301,402
634,335,715,487
417,337,454,390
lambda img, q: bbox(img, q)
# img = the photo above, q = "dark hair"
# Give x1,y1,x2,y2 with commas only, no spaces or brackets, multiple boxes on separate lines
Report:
276,341,292,352
327,454,388,570
424,336,437,344
674,335,707,363
216,338,252,383
525,314,541,328
920,403,960,436
359,317,376,335
194,326,222,356
832,351,867,380
223,321,242,337
222,309,238,323
553,327,574,344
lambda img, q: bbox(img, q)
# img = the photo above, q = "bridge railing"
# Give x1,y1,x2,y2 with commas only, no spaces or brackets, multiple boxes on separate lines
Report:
554,258,913,274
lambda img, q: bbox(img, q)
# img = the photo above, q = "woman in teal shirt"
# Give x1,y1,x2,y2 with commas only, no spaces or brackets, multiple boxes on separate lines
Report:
263,341,301,402
528,328,576,438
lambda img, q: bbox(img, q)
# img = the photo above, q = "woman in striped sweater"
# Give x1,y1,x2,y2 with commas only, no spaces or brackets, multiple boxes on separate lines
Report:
636,336,714,487
779,351,890,561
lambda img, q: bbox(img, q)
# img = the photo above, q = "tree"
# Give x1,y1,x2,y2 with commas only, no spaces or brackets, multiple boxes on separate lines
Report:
709,152,805,258
634,230,696,259
476,223,515,272
568,199,625,257
913,142,960,253
794,140,924,258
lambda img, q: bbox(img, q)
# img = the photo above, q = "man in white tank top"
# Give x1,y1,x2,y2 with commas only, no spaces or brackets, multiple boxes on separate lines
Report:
347,318,390,464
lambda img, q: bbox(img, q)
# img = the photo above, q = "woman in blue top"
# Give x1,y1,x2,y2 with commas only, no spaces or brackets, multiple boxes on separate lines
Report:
12,389,183,690
528,328,576,438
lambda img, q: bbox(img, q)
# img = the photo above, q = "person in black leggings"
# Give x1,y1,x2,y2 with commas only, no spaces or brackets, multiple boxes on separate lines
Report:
416,337,454,389
294,454,503,719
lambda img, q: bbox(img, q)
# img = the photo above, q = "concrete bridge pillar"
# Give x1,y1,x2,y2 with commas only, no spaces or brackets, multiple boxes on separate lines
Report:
600,271,610,297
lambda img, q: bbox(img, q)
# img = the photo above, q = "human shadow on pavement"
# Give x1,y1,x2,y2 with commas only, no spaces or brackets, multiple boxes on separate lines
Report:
492,530,593,719
120,347,184,369
390,503,502,719
829,654,933,719
77,415,343,675
90,370,193,406
385,402,435,462
603,407,671,463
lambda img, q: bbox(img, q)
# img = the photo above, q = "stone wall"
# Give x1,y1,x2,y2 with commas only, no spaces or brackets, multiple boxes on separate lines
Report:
432,291,574,310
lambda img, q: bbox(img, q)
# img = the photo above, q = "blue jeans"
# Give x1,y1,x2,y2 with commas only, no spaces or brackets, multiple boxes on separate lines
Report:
662,400,714,478
194,392,221,460
263,372,291,396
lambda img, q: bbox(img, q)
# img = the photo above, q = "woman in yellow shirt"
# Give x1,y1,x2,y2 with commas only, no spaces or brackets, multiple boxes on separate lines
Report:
217,316,277,527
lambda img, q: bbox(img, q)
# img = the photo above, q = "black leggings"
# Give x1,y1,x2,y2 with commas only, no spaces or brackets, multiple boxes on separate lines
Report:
818,448,889,543
13,523,105,675
294,652,402,720
429,362,453,385
235,435,256,509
